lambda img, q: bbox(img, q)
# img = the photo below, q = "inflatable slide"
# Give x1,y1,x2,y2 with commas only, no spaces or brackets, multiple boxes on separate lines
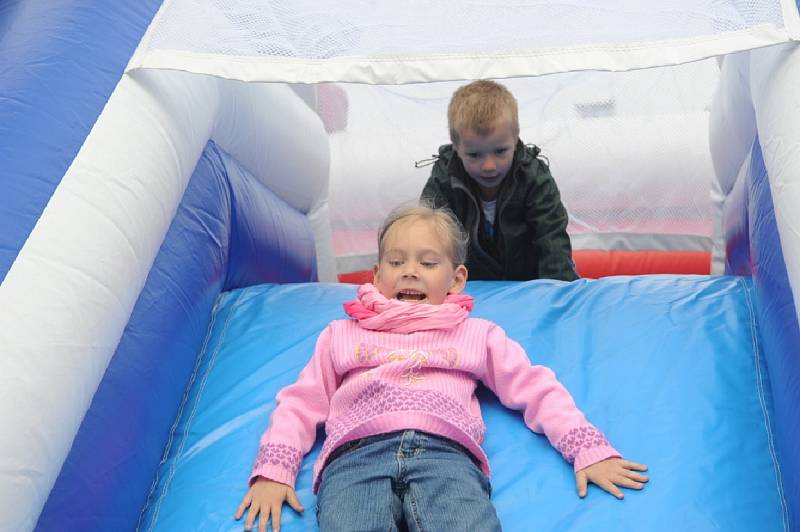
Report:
1,1,799,530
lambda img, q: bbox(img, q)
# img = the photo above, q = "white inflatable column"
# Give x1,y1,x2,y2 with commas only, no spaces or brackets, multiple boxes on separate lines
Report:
0,70,219,531
212,82,336,281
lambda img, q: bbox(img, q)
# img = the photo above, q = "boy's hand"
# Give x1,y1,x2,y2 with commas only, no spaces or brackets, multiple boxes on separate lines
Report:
234,478,304,532
576,458,649,499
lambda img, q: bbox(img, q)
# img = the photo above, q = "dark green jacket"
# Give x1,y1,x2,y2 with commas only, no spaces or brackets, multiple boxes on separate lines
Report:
421,141,578,281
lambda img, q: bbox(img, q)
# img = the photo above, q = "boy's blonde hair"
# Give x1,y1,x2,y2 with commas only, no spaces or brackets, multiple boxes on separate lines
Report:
448,80,519,145
378,203,469,266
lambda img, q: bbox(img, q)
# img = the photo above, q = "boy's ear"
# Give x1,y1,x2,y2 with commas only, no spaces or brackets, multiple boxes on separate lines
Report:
449,264,468,294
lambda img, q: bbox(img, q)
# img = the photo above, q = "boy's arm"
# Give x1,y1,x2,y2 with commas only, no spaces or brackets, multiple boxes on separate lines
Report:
480,324,619,472
420,158,450,207
250,325,339,488
420,176,444,206
525,166,579,281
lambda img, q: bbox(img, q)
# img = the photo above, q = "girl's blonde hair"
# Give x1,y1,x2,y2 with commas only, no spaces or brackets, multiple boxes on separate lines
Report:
378,203,469,266
448,79,519,145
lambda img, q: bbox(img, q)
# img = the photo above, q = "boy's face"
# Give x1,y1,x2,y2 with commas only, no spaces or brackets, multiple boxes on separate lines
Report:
454,115,517,201
373,217,467,305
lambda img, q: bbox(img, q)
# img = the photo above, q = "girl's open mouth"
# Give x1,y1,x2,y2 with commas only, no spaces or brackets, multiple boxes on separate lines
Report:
396,289,427,302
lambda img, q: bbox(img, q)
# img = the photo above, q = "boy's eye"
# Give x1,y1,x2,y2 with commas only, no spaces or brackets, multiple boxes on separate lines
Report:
421,262,437,268
466,153,480,160
495,148,508,155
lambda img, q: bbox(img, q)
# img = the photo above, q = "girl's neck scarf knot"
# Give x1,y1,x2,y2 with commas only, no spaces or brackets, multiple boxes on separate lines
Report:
343,283,473,333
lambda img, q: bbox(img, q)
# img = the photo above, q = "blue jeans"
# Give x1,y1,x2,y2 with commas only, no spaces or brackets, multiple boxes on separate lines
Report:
316,430,502,532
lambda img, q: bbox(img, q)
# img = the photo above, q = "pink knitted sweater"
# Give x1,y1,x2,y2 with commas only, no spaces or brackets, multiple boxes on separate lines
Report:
250,284,619,493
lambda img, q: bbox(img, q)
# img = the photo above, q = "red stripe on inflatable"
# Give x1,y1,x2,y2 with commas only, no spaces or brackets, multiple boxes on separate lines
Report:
574,250,710,278
338,270,374,284
337,250,711,283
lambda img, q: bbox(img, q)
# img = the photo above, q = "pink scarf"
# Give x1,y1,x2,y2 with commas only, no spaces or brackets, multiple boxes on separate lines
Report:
343,283,474,334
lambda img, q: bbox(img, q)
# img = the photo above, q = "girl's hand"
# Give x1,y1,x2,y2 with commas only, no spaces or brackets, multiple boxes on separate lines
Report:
576,458,649,499
234,478,304,532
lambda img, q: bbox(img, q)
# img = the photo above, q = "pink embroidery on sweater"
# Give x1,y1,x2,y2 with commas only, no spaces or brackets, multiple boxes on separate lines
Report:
399,350,427,385
321,381,485,458
254,443,302,475
354,343,460,368
354,343,380,364
555,426,610,464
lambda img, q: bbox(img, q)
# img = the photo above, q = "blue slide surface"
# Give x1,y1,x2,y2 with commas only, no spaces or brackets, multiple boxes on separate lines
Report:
140,276,786,531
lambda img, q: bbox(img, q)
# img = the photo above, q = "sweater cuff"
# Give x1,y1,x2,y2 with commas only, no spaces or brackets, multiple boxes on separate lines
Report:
572,444,621,472
554,425,621,471
249,442,302,488
250,466,297,488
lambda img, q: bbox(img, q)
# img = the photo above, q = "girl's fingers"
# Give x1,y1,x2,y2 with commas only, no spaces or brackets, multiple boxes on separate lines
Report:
599,479,624,499
623,470,650,483
621,460,648,471
287,490,305,513
575,470,588,497
613,476,646,490
234,492,252,520
269,505,281,532
244,503,259,531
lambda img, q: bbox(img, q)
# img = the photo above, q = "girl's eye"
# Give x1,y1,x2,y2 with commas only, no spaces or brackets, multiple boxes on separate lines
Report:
387,259,402,267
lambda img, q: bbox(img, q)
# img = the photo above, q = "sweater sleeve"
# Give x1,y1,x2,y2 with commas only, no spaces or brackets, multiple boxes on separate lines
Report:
249,325,339,488
480,324,620,471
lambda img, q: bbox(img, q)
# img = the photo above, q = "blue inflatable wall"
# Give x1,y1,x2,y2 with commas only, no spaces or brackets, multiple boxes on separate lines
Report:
37,141,317,530
0,0,163,283
725,137,800,527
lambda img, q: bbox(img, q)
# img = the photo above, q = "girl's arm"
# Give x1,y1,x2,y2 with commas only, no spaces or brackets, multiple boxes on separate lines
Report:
480,324,619,472
235,326,339,530
481,324,648,498
250,324,339,487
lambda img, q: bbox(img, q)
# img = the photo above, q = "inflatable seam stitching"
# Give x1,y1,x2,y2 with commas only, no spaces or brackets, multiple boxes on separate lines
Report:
137,289,245,531
740,277,790,531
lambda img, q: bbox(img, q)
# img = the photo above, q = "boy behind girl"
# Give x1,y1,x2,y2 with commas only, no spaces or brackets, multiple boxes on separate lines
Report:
421,80,578,281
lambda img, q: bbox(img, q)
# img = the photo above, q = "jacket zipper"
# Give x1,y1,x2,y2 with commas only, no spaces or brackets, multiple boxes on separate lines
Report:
495,147,528,273
451,177,503,273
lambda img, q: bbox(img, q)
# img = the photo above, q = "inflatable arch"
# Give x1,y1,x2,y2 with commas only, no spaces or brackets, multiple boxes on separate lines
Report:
1,2,799,530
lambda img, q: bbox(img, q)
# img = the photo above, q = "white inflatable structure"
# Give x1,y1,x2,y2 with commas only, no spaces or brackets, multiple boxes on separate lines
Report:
1,1,799,530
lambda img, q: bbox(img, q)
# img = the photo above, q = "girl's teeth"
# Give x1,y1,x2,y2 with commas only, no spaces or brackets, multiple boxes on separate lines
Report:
398,290,425,300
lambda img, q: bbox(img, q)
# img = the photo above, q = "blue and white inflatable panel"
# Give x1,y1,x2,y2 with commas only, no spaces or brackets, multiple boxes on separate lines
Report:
2,2,800,531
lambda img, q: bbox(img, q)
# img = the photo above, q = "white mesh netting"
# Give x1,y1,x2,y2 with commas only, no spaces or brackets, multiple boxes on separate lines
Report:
323,61,720,271
133,0,797,82
128,0,800,274
146,0,785,56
